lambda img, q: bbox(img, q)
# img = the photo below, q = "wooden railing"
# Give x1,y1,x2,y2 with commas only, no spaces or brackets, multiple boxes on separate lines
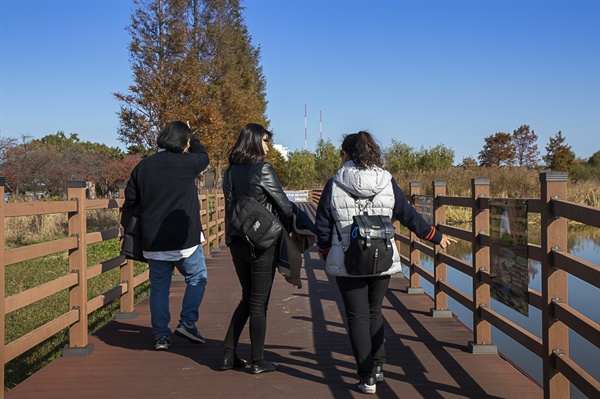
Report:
2,173,597,398
0,179,226,398
313,171,597,399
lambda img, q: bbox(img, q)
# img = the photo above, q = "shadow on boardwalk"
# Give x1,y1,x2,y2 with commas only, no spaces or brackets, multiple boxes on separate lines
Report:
6,207,542,399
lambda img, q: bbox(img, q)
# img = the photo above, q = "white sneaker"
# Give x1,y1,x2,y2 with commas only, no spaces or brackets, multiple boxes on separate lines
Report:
358,375,377,394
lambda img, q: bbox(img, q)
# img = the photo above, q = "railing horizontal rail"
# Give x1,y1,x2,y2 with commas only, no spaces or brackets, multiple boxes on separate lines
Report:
133,269,150,287
87,257,125,280
395,232,410,246
528,289,543,310
480,306,544,357
553,199,600,228
86,228,121,245
4,310,79,363
437,224,471,242
526,198,543,214
413,262,434,285
439,279,472,310
553,250,600,289
413,240,434,258
4,273,79,314
553,353,600,399
86,199,123,210
399,254,409,268
4,236,78,266
4,201,77,217
527,243,544,263
437,195,472,208
553,301,600,348
439,251,472,277
87,284,127,314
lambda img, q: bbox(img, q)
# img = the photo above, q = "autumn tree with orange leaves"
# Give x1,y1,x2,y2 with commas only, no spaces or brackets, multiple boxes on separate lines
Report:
114,0,268,187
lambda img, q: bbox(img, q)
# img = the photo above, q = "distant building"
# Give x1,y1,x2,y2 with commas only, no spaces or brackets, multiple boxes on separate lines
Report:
272,143,289,161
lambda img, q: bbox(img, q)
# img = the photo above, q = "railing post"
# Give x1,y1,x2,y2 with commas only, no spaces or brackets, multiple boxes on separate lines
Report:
0,177,5,397
407,182,423,294
540,171,569,399
217,190,225,247
116,182,137,320
63,180,94,356
431,180,451,317
469,178,497,354
209,189,221,252
200,189,210,257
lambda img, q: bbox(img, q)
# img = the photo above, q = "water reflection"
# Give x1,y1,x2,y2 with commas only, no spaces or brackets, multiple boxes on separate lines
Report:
398,229,599,399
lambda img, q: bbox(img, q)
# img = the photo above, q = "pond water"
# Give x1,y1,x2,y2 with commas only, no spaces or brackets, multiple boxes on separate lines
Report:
402,229,599,399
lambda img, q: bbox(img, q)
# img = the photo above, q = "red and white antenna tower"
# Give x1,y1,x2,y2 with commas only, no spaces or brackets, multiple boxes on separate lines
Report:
304,104,307,149
320,110,323,141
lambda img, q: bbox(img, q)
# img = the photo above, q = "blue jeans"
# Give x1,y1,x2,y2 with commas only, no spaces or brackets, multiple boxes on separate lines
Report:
148,245,208,338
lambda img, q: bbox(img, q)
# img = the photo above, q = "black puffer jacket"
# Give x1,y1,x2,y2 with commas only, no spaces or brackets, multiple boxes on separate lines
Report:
223,162,293,246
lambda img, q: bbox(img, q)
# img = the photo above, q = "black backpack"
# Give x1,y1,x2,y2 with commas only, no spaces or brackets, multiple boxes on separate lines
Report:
335,196,395,276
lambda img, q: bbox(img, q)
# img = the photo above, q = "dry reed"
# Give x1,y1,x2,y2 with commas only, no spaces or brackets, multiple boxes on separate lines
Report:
394,167,599,225
4,209,120,248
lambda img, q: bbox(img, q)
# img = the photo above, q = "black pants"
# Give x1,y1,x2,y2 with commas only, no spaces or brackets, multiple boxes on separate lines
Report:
336,275,391,378
224,238,277,363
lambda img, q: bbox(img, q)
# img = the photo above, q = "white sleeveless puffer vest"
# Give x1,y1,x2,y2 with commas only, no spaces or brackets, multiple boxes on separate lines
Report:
325,162,402,277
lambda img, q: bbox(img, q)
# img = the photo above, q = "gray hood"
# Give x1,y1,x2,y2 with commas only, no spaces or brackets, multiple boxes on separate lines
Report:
332,161,393,199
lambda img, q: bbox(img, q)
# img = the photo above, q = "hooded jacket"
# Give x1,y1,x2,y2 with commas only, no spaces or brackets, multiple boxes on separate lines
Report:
315,161,441,277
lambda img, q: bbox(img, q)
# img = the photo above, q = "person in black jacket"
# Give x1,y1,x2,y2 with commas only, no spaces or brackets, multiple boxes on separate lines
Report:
221,123,294,374
123,121,210,351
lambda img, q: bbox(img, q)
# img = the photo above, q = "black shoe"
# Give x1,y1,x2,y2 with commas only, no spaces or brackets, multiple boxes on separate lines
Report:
250,361,279,374
221,355,248,370
174,323,206,344
373,363,384,382
154,336,171,351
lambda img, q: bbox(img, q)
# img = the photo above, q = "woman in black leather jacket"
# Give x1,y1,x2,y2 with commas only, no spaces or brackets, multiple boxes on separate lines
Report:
221,123,293,374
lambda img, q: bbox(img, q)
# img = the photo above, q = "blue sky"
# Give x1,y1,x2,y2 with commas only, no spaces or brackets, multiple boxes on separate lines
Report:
1,0,599,164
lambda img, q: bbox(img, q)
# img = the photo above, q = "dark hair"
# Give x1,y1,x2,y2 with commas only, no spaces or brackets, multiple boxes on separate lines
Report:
341,131,383,169
228,123,273,165
156,121,191,153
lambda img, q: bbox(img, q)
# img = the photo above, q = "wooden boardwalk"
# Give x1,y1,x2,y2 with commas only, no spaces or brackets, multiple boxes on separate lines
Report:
6,240,542,398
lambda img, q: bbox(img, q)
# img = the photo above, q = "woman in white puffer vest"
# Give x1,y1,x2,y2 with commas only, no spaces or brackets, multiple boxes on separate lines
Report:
315,131,455,394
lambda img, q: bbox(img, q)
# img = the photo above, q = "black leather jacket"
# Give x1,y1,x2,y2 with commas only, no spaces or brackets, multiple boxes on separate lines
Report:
223,162,293,245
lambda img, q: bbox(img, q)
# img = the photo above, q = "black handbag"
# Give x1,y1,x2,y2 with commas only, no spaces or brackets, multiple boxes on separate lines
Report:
227,170,282,250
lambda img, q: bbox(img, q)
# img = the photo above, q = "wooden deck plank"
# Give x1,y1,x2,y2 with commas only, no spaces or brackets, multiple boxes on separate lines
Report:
6,243,542,399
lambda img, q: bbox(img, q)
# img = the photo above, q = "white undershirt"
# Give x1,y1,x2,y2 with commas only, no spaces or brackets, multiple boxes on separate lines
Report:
143,232,205,261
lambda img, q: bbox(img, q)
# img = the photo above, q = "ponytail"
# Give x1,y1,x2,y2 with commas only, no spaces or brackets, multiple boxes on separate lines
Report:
341,131,382,169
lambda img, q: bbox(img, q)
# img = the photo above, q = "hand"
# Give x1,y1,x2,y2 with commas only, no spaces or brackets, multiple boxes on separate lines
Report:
439,234,457,249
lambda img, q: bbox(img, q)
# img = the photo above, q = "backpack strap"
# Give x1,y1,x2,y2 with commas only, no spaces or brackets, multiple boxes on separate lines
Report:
333,191,375,250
